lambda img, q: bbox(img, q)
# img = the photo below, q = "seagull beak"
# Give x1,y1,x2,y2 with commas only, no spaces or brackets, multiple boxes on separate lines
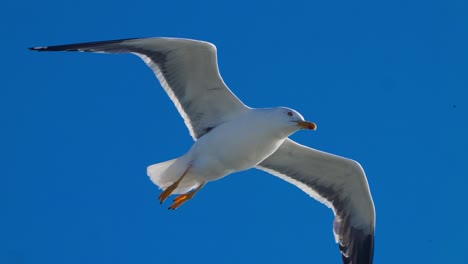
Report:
297,121,317,130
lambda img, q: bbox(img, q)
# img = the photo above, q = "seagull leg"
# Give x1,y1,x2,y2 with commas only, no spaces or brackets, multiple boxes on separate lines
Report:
169,182,206,210
158,167,190,204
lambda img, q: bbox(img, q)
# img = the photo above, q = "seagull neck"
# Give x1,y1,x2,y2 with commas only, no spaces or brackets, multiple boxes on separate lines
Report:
249,108,298,139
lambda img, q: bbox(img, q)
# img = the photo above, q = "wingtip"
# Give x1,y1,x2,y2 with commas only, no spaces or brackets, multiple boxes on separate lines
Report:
28,37,144,53
29,46,47,51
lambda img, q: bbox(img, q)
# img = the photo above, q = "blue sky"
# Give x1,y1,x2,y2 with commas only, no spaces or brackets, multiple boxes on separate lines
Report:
2,0,467,263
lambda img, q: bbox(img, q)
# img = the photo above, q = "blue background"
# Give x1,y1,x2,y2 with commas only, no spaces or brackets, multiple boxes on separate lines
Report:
3,0,467,263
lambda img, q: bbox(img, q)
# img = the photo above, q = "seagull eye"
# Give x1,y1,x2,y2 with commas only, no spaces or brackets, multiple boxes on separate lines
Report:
287,111,293,117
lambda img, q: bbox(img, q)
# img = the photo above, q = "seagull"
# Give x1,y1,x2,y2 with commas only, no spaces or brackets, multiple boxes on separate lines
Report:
30,37,375,264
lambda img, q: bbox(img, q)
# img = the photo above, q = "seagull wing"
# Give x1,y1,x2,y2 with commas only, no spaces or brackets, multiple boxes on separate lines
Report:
30,37,248,139
257,138,375,264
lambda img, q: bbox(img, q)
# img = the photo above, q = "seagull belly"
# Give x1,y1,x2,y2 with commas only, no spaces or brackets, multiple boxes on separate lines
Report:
188,120,284,182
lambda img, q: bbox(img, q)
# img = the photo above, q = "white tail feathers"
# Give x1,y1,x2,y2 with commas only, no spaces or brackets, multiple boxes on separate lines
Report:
147,158,177,189
147,158,199,194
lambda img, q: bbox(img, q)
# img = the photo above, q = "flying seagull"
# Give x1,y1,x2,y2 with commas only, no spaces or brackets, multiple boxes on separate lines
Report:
30,37,375,264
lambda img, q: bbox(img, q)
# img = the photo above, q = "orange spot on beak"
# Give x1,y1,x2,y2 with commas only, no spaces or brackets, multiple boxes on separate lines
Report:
297,121,317,130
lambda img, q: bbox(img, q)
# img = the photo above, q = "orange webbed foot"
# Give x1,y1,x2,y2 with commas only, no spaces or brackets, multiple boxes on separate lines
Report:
168,182,206,210
158,167,191,204
158,184,177,204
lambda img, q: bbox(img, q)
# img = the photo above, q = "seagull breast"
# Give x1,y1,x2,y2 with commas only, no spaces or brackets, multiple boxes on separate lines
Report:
187,109,288,181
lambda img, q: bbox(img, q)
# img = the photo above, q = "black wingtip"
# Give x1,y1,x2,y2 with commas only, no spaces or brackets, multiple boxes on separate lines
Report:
28,37,143,52
29,46,46,51
340,232,374,264
29,46,63,51
28,45,81,52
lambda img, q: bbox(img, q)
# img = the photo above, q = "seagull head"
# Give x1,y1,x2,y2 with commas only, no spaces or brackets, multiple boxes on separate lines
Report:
267,107,317,137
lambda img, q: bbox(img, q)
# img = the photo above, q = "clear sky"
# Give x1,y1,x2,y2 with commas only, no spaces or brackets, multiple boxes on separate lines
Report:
2,0,467,263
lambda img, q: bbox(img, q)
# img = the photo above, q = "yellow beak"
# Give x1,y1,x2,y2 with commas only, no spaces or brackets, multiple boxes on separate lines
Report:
297,121,317,130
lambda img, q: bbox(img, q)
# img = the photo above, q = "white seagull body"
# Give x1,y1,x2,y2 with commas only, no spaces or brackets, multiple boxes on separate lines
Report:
30,37,375,264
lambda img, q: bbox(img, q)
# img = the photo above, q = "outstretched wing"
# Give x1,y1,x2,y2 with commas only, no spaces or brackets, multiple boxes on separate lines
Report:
257,139,375,264
30,37,249,139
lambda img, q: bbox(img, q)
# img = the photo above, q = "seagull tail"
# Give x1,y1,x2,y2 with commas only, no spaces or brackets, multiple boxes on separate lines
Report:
147,158,178,188
147,158,198,194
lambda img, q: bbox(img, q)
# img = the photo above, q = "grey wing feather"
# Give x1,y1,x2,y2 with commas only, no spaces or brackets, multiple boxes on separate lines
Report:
257,138,375,264
30,37,248,139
